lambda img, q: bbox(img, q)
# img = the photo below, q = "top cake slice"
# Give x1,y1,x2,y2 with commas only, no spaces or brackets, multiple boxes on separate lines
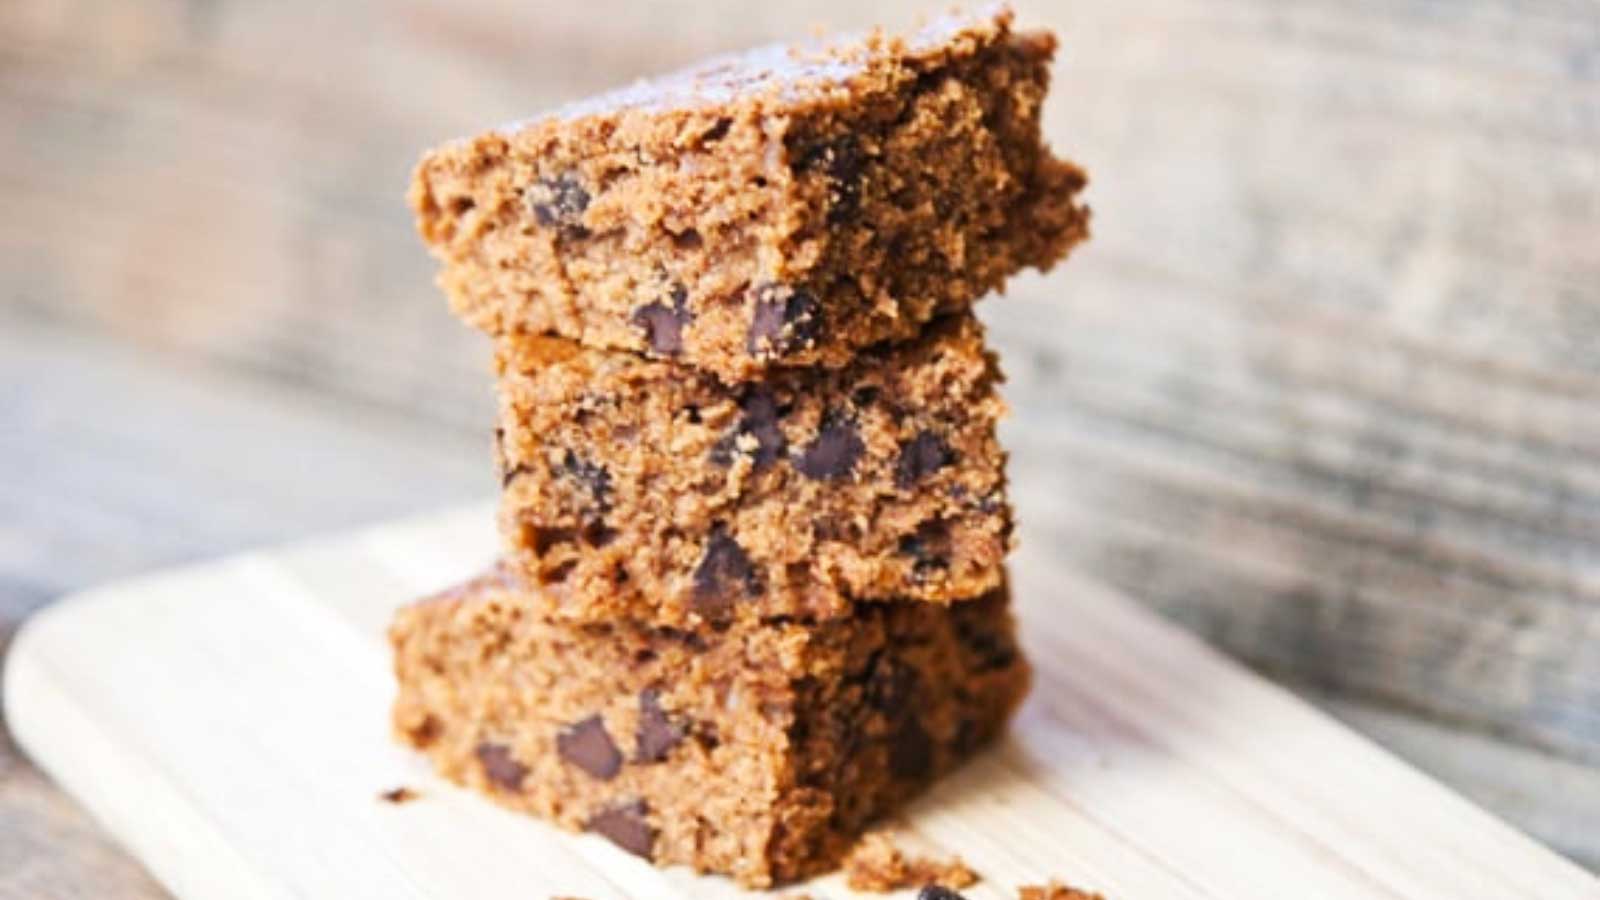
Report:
410,4,1089,382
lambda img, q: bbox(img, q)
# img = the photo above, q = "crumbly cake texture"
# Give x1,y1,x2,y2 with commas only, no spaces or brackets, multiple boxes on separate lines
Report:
390,567,1030,888
495,313,1010,627
843,831,979,892
411,5,1089,382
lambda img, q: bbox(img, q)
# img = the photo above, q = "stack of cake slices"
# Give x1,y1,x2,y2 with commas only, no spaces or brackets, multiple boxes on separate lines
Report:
391,5,1089,888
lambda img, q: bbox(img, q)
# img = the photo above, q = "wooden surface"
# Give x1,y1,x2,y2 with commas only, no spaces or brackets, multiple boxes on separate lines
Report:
4,0,1599,894
7,506,1597,900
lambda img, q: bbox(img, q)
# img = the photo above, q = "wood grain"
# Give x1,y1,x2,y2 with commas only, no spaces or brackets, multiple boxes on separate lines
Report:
6,506,1597,900
3,0,1599,890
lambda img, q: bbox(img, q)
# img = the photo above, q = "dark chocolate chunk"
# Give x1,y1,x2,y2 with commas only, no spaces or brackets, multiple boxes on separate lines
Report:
746,284,822,356
692,525,761,618
580,519,618,548
701,117,733,144
918,886,969,900
795,412,864,480
631,285,692,355
529,525,577,554
561,450,612,506
898,519,952,576
475,742,528,791
896,431,954,488
825,136,866,223
587,799,655,860
710,386,786,471
890,716,934,780
635,689,686,763
797,134,866,223
557,715,623,780
525,173,590,233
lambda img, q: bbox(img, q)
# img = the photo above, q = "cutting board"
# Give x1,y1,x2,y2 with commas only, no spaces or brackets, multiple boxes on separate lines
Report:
6,504,1595,900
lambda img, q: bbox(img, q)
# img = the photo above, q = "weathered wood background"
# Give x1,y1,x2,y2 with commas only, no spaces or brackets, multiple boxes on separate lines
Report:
3,0,1598,895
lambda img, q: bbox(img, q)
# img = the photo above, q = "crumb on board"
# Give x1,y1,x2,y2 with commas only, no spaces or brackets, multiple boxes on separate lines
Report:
844,830,979,892
379,786,418,804
1018,880,1108,899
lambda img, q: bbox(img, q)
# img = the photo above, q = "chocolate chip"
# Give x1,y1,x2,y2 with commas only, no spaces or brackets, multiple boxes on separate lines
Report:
529,525,576,554
631,285,691,356
797,135,866,223
635,689,685,763
692,525,761,618
898,519,952,576
587,799,654,859
709,386,786,472
557,715,622,780
890,716,934,780
918,886,969,900
795,412,864,480
701,117,733,143
851,386,880,408
562,450,611,506
581,519,618,548
746,284,822,356
475,742,528,791
826,138,866,223
525,173,590,234
896,431,954,488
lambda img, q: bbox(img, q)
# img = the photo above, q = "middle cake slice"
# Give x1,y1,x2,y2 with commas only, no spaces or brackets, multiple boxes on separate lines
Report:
495,312,1010,626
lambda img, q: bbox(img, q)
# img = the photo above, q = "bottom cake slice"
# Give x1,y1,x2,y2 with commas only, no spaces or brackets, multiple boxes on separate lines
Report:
389,565,1030,887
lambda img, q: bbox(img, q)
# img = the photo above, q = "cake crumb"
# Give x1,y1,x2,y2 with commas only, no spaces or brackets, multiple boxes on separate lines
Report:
379,786,418,804
1019,880,1107,899
844,831,979,892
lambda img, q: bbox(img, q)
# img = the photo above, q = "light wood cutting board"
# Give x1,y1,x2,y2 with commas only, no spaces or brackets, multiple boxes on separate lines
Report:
5,504,1595,899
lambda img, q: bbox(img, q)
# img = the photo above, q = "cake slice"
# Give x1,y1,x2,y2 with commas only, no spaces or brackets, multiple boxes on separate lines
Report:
495,313,1011,627
390,566,1030,887
411,5,1088,382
